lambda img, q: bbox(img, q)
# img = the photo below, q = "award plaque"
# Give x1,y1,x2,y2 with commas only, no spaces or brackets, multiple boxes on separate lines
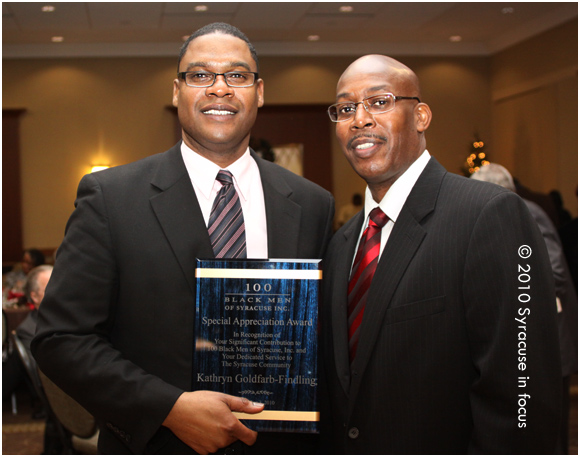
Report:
194,259,321,433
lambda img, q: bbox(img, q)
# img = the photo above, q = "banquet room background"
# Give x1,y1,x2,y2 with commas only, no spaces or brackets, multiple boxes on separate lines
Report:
2,3,577,265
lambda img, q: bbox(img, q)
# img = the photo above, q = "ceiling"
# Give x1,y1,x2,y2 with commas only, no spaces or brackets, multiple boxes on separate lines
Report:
3,2,577,59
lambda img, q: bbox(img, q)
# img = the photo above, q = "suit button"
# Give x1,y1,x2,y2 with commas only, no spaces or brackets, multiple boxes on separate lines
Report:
348,427,359,439
224,447,237,454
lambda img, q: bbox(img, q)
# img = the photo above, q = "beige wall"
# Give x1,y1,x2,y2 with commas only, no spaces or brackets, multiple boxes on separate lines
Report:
3,58,178,250
2,20,576,251
491,19,578,216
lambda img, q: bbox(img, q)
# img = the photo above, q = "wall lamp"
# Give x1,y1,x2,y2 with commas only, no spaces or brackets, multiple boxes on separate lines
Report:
91,165,110,173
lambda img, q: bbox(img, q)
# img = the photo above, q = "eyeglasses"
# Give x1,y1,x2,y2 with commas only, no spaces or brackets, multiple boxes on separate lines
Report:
327,93,421,122
177,71,259,88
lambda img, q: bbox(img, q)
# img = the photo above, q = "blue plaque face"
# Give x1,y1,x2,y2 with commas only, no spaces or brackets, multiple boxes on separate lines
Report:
194,259,321,433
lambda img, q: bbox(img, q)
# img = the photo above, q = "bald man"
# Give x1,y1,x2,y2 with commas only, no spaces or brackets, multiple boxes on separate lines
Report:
17,265,53,349
320,55,561,454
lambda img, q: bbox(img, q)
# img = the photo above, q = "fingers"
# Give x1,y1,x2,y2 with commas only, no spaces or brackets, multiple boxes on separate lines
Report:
226,394,265,413
162,391,263,452
232,421,259,447
222,394,264,446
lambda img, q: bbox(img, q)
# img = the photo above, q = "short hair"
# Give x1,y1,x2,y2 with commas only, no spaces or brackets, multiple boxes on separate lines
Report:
177,22,259,73
470,163,516,192
25,249,45,267
24,265,53,303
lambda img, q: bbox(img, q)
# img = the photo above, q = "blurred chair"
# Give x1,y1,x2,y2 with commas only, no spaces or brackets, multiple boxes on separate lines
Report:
2,309,6,345
2,310,18,414
37,369,99,454
12,331,73,452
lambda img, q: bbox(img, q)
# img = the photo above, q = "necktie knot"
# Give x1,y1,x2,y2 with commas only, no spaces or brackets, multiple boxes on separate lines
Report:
369,207,389,229
216,170,234,186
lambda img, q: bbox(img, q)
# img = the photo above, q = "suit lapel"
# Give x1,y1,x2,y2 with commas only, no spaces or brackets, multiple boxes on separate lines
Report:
348,158,447,401
148,148,304,291
149,143,213,294
332,212,364,396
253,153,302,258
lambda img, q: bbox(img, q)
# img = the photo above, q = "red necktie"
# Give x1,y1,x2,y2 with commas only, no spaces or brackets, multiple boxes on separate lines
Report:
347,207,389,363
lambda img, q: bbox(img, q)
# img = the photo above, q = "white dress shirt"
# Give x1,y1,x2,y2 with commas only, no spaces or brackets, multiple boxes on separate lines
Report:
181,143,268,258
355,150,431,263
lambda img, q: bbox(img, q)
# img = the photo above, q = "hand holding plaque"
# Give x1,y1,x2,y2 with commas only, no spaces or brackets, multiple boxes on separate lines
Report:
195,259,321,433
163,390,265,453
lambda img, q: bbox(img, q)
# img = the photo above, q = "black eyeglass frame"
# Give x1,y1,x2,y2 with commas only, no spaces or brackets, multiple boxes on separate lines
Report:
177,71,260,88
328,93,421,122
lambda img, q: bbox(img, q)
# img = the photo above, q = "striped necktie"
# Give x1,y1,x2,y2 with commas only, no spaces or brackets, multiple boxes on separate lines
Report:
208,170,247,259
347,207,389,363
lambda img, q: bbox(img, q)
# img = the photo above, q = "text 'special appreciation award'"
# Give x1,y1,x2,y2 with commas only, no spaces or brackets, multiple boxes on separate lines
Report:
194,259,321,433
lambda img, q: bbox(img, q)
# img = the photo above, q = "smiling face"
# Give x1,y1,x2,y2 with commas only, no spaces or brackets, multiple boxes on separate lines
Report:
335,55,431,202
173,32,264,167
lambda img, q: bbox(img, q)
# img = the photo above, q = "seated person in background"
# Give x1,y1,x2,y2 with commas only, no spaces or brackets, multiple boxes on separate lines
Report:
471,163,578,455
15,265,65,454
3,249,46,306
3,264,54,400
16,265,53,347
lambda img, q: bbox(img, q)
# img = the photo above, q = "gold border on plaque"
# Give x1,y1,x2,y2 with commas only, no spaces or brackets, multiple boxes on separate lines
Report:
233,411,320,421
196,268,322,280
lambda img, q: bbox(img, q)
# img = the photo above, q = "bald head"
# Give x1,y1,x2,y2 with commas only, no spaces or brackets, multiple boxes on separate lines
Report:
470,163,516,192
337,55,422,101
332,54,432,203
25,264,52,308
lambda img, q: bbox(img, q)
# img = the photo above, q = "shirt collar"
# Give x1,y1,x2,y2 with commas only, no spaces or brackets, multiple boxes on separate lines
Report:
364,149,431,223
180,142,253,202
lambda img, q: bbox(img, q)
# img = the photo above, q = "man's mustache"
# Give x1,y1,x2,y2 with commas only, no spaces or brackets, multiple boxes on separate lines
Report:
347,133,388,150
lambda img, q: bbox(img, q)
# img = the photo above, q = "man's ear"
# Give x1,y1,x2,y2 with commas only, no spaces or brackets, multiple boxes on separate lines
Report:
256,78,265,108
172,79,180,108
416,103,432,133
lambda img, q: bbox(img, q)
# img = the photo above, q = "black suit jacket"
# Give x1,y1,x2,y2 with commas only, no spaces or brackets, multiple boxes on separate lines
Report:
320,158,561,454
32,143,334,454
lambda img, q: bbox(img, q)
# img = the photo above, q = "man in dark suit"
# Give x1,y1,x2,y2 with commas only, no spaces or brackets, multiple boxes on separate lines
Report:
320,54,561,453
32,23,334,454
